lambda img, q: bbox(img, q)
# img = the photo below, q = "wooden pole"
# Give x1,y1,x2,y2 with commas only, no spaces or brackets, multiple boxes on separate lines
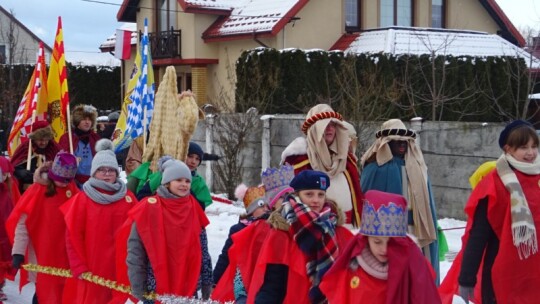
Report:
26,110,37,170
142,108,147,155
66,103,73,154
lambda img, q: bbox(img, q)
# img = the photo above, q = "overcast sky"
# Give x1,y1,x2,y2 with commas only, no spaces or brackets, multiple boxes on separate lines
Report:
0,0,539,66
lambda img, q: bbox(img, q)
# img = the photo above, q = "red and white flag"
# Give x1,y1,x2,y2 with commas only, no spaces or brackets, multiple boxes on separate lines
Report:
115,29,132,60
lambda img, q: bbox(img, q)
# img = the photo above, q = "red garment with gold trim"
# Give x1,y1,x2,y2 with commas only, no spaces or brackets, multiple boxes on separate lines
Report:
211,219,271,301
6,182,78,303
120,194,209,300
61,190,137,304
321,234,439,304
248,226,353,304
439,170,540,304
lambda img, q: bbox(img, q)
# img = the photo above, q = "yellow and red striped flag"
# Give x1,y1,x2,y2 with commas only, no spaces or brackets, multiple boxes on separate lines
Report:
47,16,69,142
7,42,49,156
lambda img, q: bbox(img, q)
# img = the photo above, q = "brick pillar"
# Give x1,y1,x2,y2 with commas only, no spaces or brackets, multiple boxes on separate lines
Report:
191,66,207,106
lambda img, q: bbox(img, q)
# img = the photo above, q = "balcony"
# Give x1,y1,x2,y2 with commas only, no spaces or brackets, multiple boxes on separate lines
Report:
148,29,181,59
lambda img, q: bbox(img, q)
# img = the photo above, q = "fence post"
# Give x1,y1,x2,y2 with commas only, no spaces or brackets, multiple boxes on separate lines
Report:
410,117,423,147
261,115,273,170
205,114,215,192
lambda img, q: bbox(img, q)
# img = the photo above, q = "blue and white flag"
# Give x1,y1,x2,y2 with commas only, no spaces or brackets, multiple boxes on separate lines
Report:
114,18,155,152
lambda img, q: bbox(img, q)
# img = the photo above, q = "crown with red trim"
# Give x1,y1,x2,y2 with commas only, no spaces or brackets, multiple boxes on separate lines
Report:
301,111,343,134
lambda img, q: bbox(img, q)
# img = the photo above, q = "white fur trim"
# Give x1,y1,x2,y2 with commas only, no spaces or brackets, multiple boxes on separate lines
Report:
280,137,308,164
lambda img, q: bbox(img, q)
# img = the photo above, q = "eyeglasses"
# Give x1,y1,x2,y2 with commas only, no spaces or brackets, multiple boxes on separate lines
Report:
96,168,117,175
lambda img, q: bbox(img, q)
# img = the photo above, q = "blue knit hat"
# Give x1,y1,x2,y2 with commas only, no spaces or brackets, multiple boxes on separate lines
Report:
188,142,204,165
498,120,534,148
289,170,330,192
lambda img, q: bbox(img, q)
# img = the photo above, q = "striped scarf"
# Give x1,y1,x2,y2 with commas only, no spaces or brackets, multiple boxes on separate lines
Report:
283,195,338,302
496,153,540,259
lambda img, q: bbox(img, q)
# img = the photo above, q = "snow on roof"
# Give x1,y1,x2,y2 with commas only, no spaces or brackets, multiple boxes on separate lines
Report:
182,0,238,10
99,23,138,52
203,0,302,38
342,27,540,69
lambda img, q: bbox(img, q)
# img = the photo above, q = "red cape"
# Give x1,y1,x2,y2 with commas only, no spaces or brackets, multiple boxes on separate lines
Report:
6,182,79,303
284,153,364,226
248,225,353,304
117,194,209,301
211,219,271,302
10,140,60,167
439,170,540,304
321,234,440,304
61,190,137,304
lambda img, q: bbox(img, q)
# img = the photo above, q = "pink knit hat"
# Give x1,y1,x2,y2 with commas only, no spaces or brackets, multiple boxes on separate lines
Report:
48,152,78,183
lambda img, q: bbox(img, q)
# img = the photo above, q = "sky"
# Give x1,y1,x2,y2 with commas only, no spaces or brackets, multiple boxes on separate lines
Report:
0,0,539,66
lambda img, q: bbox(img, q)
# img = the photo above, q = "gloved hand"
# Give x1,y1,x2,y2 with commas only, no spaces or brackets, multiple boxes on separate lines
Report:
201,284,213,300
459,285,474,304
131,289,145,301
12,254,24,269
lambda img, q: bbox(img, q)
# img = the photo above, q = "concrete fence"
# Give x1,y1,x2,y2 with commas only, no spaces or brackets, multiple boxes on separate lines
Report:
192,114,506,220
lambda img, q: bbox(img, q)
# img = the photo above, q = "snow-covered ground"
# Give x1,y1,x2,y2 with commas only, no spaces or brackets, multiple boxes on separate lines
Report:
1,199,469,303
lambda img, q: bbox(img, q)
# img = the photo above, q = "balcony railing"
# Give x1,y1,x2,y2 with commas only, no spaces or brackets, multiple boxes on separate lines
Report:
148,29,181,59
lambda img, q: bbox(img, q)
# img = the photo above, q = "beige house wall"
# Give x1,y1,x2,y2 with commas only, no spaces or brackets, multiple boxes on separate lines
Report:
445,0,499,33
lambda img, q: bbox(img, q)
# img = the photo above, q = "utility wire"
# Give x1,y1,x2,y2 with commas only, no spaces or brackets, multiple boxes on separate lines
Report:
81,0,298,20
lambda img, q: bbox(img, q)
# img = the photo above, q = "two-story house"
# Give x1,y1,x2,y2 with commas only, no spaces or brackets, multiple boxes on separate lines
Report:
0,5,52,64
111,0,527,110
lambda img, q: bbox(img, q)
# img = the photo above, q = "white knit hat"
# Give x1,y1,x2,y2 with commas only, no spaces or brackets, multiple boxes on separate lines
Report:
90,139,119,176
160,159,192,185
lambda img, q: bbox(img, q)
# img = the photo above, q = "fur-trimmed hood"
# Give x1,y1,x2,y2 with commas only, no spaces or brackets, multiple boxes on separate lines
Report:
71,104,97,128
280,137,307,164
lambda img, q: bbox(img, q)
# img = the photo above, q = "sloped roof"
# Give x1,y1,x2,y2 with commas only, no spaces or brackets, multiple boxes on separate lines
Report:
331,27,540,69
178,0,237,12
99,23,138,53
202,0,308,41
0,5,53,53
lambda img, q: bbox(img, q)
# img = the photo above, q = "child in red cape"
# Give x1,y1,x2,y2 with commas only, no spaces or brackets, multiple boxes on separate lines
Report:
0,156,20,300
248,169,353,303
211,164,295,303
320,190,440,304
61,139,137,303
7,152,79,304
124,159,209,302
439,120,540,304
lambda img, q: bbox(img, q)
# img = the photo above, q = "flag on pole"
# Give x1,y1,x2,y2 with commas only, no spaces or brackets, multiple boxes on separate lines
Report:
113,18,155,152
114,29,132,60
47,16,70,142
7,42,49,157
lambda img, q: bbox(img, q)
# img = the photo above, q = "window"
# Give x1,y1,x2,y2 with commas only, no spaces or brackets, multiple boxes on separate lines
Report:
345,0,361,32
0,45,5,64
431,0,445,28
380,0,413,27
157,0,176,32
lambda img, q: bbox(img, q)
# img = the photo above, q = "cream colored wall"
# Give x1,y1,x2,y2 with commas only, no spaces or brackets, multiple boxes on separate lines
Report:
362,0,379,29
276,0,343,50
446,0,499,33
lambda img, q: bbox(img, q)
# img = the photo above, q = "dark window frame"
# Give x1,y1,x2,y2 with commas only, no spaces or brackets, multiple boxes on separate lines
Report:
431,0,446,28
381,0,415,27
345,0,362,33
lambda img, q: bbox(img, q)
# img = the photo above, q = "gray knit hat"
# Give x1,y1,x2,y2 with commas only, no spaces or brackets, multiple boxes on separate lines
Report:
161,159,192,185
90,139,119,176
